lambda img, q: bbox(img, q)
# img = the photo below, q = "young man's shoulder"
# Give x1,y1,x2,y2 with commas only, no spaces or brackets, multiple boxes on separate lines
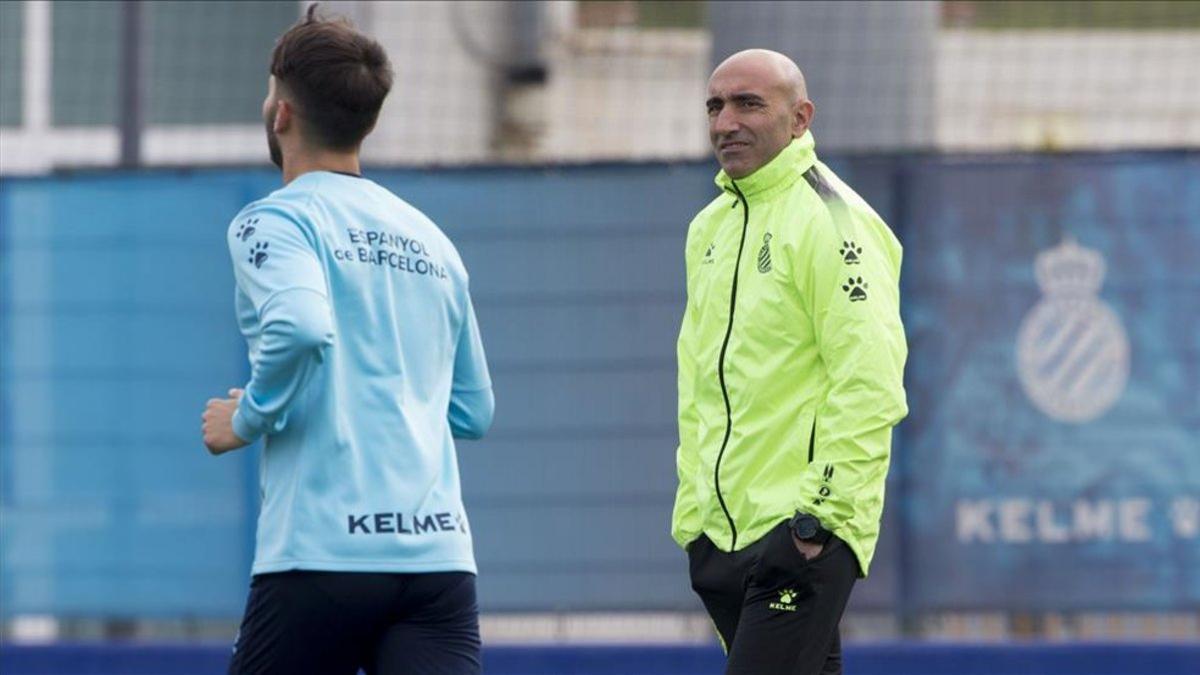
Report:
230,175,468,274
227,190,312,244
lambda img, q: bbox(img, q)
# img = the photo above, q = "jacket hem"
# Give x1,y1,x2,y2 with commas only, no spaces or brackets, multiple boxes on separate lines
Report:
251,558,478,575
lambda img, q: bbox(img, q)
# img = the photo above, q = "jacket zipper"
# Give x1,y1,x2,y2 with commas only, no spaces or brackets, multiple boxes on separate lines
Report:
714,183,750,550
807,415,817,463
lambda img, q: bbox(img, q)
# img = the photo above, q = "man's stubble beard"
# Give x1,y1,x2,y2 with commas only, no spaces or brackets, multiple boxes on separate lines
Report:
265,106,283,169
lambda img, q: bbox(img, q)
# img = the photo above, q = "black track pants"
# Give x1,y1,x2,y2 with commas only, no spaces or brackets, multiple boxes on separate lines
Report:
688,521,859,675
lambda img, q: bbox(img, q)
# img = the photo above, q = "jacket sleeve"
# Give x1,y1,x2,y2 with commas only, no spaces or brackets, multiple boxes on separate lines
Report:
448,292,494,440
227,206,335,443
671,242,703,549
796,207,908,546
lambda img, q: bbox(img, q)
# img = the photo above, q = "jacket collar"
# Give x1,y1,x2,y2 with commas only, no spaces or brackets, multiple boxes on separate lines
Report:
714,131,817,199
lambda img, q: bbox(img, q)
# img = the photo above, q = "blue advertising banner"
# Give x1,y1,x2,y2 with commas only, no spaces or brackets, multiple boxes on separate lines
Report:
901,153,1200,610
2,151,1196,618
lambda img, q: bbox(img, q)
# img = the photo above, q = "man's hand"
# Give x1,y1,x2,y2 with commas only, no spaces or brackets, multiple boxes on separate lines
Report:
202,388,250,455
792,532,824,561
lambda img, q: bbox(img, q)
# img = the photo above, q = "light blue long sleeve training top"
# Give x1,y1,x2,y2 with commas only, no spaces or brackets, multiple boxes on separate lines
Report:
225,170,493,576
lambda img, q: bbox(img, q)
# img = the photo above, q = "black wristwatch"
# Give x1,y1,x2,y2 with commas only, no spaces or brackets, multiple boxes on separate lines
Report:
788,511,831,545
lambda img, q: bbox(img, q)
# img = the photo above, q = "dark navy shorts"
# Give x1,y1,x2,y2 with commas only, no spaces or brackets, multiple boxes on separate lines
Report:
228,570,480,675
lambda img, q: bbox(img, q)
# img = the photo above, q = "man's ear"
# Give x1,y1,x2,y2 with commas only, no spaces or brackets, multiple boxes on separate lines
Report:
792,99,815,138
274,100,294,134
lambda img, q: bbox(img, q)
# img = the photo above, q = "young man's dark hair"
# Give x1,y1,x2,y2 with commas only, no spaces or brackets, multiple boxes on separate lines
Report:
269,4,393,150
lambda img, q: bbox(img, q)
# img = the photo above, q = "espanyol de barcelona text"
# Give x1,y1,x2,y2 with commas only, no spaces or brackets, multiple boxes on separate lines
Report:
331,228,449,279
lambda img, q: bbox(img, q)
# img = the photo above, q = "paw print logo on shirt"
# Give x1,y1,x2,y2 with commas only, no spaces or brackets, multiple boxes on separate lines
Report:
236,217,259,242
248,241,269,269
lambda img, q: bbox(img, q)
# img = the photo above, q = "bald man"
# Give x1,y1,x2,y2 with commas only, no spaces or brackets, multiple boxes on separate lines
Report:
671,50,908,674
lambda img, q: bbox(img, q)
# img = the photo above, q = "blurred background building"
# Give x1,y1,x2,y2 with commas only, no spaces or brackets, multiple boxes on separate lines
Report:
1,2,1198,673
2,0,1197,173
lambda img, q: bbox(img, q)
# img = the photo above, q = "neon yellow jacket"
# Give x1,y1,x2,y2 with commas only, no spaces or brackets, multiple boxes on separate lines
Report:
672,132,907,575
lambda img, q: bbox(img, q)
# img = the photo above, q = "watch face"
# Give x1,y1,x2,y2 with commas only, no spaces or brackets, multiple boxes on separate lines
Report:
792,516,817,539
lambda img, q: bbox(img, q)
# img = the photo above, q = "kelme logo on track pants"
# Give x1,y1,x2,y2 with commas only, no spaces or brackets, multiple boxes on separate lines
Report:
769,588,798,612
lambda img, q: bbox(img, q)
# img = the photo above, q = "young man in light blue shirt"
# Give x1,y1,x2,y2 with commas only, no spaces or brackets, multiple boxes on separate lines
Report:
200,7,493,674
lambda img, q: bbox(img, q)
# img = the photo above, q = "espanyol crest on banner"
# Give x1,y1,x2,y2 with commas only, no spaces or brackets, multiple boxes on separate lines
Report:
1016,238,1129,423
